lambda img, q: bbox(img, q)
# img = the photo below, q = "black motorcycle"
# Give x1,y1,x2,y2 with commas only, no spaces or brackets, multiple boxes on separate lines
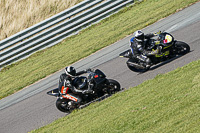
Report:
120,31,190,72
47,69,121,113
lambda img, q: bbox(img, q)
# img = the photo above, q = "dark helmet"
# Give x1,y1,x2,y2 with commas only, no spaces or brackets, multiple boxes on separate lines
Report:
134,30,144,42
65,66,76,77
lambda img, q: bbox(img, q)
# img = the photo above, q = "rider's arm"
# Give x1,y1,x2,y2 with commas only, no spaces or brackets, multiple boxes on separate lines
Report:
64,79,84,94
69,80,93,94
145,33,155,39
137,44,157,56
143,46,161,56
76,68,93,76
70,85,84,94
76,70,87,76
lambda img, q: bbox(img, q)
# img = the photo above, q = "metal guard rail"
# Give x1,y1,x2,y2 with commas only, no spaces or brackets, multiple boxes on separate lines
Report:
0,0,134,69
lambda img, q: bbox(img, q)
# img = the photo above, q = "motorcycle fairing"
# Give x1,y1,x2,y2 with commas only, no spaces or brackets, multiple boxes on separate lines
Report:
155,50,170,57
61,86,69,94
62,94,78,102
94,69,106,78
164,34,173,43
159,33,174,46
93,69,107,85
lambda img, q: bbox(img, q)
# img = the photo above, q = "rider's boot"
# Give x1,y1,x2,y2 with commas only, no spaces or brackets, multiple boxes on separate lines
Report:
125,50,133,58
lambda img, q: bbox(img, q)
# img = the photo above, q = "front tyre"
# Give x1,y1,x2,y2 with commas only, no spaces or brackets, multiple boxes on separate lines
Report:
175,41,190,55
107,79,121,94
56,98,72,113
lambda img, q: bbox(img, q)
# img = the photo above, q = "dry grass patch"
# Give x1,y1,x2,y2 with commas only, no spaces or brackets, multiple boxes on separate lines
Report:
0,0,84,40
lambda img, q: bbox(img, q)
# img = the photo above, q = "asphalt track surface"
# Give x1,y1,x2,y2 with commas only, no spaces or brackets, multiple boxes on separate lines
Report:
1,2,200,133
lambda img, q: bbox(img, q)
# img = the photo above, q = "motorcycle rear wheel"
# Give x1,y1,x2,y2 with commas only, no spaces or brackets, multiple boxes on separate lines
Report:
56,98,72,113
126,58,150,72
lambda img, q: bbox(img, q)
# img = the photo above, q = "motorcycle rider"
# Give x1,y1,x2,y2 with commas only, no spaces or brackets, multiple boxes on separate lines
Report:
128,30,161,68
58,66,93,107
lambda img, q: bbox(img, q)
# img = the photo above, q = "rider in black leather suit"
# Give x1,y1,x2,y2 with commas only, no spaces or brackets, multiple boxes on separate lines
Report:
129,30,161,68
58,66,93,105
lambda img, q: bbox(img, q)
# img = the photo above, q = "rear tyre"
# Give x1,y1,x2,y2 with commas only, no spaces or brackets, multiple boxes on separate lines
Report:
56,98,72,113
107,79,121,94
127,58,150,72
175,41,190,55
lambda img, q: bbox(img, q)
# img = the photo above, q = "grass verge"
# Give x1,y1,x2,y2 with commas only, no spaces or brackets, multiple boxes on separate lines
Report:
0,0,199,100
31,59,200,133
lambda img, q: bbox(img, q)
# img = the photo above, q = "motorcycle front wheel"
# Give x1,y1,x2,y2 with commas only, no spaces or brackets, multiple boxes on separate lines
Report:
174,41,190,55
107,79,121,94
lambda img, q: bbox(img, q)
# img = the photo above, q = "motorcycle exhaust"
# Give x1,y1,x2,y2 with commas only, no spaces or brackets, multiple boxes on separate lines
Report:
127,61,146,70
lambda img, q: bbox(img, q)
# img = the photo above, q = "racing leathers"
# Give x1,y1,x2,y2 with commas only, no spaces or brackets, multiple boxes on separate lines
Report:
129,33,161,67
58,69,93,105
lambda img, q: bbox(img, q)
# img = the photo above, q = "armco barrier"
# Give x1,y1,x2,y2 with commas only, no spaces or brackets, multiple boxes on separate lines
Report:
0,0,134,69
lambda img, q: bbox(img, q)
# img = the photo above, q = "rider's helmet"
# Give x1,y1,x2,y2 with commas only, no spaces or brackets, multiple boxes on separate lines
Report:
134,30,144,42
65,66,76,77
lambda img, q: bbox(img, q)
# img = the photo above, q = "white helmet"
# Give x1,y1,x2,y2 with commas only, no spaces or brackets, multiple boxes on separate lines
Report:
65,66,76,77
133,30,144,42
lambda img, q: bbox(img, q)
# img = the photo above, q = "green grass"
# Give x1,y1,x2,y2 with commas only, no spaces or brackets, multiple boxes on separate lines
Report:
0,0,199,100
31,59,200,133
